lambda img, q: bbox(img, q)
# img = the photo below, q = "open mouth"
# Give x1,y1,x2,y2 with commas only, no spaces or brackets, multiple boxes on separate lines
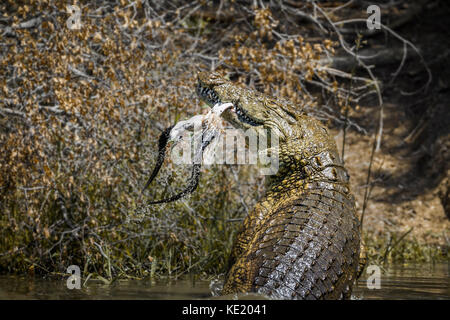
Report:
197,83,263,127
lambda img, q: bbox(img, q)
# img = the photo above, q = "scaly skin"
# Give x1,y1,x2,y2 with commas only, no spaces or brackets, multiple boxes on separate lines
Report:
197,72,361,299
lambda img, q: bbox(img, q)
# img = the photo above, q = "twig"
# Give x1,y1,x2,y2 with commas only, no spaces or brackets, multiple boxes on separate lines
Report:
332,18,432,93
311,1,384,152
0,107,26,118
360,132,377,231
382,228,414,263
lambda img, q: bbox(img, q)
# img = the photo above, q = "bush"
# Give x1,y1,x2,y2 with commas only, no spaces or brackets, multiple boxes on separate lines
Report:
0,0,387,278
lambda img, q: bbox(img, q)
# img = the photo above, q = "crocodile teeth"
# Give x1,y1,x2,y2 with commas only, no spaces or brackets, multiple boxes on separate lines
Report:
234,104,262,126
197,84,220,106
197,84,262,126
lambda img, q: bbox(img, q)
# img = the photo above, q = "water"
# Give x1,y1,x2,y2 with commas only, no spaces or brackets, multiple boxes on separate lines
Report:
0,263,448,300
352,262,450,300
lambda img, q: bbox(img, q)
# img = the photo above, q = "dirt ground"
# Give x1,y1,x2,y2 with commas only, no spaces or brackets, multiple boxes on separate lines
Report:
335,107,449,247
332,0,449,250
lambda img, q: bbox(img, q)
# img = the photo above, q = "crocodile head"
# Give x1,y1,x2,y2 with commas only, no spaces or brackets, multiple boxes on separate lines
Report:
196,72,343,183
197,72,299,137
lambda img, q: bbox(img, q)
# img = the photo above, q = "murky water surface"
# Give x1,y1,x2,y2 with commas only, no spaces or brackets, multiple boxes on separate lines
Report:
0,263,448,299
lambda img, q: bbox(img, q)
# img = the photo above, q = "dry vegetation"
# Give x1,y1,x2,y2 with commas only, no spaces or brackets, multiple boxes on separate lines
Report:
0,0,447,280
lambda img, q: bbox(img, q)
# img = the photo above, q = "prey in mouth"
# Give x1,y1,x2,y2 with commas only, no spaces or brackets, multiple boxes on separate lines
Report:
196,80,264,128
142,100,233,204
144,71,275,205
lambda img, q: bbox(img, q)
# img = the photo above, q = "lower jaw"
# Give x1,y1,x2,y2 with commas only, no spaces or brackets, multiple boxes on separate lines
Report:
222,110,250,130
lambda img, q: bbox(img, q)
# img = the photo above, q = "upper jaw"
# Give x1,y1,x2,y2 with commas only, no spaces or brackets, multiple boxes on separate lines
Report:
197,83,221,106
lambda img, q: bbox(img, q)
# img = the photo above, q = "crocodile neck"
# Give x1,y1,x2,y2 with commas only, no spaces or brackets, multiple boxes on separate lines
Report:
264,112,351,201
268,150,348,192
245,146,352,237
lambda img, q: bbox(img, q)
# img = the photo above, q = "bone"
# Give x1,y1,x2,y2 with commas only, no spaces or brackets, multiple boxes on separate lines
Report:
169,102,233,142
144,102,234,204
168,114,204,143
211,102,234,115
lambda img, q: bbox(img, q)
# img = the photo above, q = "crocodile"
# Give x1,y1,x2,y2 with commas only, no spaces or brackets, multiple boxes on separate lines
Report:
146,72,361,299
